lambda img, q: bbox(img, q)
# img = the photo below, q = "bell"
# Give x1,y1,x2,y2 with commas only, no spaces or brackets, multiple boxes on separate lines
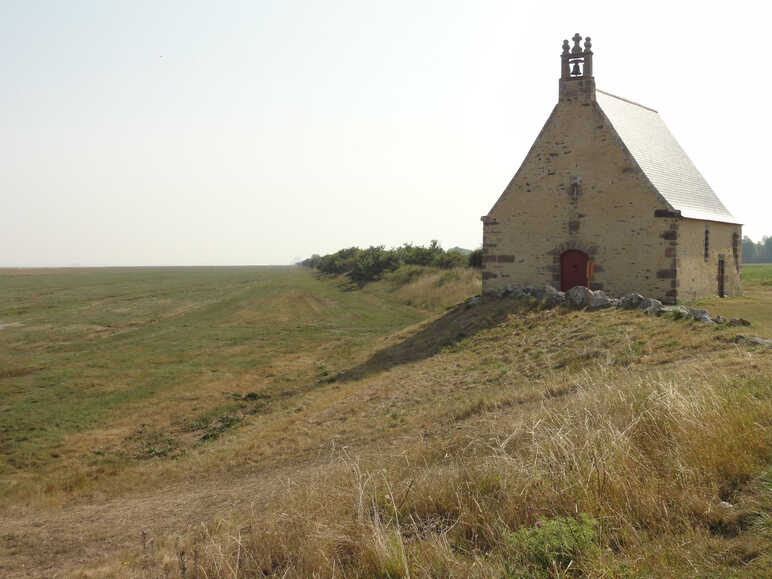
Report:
571,62,581,76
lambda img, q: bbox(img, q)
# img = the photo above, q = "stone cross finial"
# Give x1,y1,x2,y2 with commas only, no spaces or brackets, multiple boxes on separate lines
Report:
571,33,583,54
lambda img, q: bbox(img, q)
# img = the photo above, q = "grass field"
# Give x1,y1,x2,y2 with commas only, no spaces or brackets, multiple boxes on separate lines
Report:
0,265,769,577
696,263,772,338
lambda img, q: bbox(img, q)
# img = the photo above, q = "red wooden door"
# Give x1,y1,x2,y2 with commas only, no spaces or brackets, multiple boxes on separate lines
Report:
561,250,589,291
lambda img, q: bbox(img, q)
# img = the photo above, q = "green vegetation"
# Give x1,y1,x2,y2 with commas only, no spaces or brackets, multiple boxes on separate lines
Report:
698,263,772,338
742,262,772,282
742,236,772,264
0,265,769,577
0,267,429,482
505,514,599,578
302,241,482,283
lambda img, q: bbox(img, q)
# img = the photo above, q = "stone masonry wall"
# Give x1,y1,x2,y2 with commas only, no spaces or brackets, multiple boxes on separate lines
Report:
678,219,742,300
482,95,678,302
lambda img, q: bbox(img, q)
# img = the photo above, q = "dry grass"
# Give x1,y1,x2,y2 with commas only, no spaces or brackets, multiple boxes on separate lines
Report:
696,266,772,338
1,267,770,577
67,300,771,578
111,350,770,578
376,266,482,311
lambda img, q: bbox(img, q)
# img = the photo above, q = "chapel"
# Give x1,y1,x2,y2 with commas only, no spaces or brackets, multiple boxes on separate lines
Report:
481,34,742,304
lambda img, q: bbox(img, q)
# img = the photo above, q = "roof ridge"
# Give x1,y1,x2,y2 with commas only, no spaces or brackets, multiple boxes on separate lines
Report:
597,89,658,113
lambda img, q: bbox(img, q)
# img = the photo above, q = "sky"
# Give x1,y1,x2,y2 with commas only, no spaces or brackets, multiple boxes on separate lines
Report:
2,0,770,266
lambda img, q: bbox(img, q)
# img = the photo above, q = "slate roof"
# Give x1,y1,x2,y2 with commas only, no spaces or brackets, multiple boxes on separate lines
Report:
596,90,739,224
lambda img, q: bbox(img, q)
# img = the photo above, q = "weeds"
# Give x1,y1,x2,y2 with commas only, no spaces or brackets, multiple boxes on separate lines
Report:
133,361,770,577
504,514,598,577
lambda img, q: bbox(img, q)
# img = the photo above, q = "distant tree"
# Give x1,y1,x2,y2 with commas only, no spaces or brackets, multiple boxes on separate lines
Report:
468,248,483,269
739,235,772,263
763,236,772,263
742,237,757,263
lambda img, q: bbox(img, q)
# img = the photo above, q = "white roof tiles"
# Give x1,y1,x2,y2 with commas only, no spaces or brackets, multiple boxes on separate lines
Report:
596,90,739,224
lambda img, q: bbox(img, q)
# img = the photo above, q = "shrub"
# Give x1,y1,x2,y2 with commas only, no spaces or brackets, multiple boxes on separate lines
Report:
302,241,478,284
349,246,401,283
384,265,429,287
468,248,483,269
317,254,347,275
504,514,598,578
300,254,321,268
315,247,361,275
432,251,466,269
397,240,445,266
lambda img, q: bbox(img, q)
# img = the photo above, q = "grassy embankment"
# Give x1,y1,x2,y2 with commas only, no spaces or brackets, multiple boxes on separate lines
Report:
698,263,772,338
0,265,769,577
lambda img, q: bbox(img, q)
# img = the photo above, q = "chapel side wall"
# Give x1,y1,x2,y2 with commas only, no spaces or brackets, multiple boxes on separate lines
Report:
678,219,742,300
482,100,677,302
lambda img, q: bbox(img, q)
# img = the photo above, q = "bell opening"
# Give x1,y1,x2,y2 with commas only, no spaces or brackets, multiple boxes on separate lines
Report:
571,62,582,77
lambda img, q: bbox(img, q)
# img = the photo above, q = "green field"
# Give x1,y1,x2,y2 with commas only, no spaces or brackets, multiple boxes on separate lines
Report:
0,266,769,577
741,262,772,281
696,263,772,338
0,267,435,483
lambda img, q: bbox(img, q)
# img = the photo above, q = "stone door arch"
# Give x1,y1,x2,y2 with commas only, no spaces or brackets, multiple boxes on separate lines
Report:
560,250,589,291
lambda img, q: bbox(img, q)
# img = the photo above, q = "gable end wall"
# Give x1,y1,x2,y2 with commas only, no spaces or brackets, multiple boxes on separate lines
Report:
482,99,678,302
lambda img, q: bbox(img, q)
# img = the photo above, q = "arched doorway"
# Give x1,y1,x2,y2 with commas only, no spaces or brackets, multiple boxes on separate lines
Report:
560,250,589,291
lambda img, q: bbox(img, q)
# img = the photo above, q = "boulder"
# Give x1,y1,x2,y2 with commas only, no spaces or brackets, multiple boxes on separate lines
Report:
735,334,772,348
728,318,751,327
640,297,664,316
618,293,645,309
663,305,690,318
688,308,714,324
587,290,614,310
714,315,725,325
566,286,589,308
539,285,565,307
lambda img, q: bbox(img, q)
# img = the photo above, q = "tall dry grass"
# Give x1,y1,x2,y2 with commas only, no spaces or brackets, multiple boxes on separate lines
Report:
380,266,481,311
117,356,770,577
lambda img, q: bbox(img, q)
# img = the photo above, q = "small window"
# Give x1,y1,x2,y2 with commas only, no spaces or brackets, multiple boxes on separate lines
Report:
732,232,740,273
704,229,710,262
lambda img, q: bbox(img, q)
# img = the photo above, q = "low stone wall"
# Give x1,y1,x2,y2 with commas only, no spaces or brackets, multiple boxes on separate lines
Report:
474,285,767,342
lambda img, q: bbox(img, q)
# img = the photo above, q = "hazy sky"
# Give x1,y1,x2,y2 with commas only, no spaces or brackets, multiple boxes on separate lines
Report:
2,1,770,266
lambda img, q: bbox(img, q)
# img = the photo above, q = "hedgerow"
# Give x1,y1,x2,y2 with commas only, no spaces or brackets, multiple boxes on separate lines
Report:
301,241,480,282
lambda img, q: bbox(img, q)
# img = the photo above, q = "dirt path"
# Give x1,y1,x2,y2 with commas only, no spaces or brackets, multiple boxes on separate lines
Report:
0,462,311,578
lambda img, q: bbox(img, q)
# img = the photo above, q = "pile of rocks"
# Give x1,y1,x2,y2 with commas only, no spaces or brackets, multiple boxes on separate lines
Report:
493,284,753,327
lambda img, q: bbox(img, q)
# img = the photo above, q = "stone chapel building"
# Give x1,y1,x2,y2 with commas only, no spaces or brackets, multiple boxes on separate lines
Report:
481,34,742,304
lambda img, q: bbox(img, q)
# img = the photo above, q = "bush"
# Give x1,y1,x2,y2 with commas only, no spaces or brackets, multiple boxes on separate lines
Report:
317,254,347,275
468,248,483,269
384,265,429,287
432,251,466,269
504,514,598,577
349,246,401,283
314,247,361,275
397,240,445,266
301,241,476,284
300,254,321,268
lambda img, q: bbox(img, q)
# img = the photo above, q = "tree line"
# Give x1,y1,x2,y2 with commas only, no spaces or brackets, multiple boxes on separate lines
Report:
300,241,483,283
742,236,772,263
